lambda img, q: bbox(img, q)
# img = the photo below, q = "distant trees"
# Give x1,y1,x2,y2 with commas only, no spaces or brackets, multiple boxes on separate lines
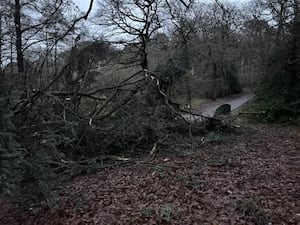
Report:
196,2,242,99
0,0,14,74
0,0,83,89
0,0,248,101
257,0,296,37
1,0,297,118
241,0,300,121
161,1,243,100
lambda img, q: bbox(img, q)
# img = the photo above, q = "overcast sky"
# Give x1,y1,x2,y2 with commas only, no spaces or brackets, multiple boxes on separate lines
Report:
73,0,91,11
73,0,250,12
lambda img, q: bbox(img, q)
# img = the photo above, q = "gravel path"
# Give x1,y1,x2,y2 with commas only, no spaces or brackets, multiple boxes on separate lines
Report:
181,93,255,122
195,93,255,117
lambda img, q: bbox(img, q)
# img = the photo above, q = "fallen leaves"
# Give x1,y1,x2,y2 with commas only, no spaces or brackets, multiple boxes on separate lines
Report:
0,124,299,225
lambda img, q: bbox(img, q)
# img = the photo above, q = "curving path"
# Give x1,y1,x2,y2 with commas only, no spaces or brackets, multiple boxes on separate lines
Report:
196,92,255,117
182,92,255,121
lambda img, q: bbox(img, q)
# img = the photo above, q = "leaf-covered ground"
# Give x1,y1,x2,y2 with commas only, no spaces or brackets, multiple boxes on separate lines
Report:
1,124,299,225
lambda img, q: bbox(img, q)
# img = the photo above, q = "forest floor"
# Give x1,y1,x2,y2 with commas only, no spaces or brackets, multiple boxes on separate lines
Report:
1,123,299,225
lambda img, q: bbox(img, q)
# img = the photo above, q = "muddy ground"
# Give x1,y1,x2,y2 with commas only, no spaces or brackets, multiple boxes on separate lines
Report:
1,123,299,225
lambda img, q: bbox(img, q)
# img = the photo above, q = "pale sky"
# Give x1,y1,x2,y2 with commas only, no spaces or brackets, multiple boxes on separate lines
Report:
74,0,250,12
73,0,91,11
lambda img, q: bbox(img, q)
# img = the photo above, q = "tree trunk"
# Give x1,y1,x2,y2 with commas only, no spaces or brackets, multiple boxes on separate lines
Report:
46,26,49,75
14,0,24,73
212,62,217,101
140,36,148,71
0,14,3,75
10,1,14,74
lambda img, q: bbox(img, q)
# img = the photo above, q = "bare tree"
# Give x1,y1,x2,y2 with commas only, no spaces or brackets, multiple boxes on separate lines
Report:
97,0,163,73
251,0,297,37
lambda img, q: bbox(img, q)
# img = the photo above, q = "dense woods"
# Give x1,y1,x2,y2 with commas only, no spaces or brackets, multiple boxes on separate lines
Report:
0,0,299,213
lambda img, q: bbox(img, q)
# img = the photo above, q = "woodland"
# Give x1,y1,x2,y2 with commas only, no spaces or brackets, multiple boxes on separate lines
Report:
0,0,299,224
